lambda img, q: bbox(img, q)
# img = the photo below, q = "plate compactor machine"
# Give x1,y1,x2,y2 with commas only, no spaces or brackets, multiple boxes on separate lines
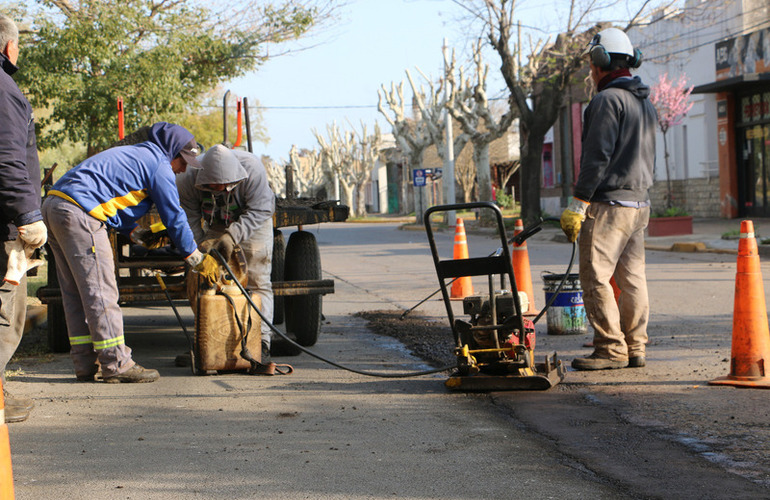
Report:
424,202,566,391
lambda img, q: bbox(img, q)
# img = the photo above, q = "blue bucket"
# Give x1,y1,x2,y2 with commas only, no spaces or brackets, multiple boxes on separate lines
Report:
542,273,588,335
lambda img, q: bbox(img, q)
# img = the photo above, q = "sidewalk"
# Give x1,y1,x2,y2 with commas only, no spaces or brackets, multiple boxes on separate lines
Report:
410,215,770,256
645,217,770,256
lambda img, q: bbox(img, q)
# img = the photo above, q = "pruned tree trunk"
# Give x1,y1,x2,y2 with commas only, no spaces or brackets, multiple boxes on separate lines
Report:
447,39,517,225
472,140,492,204
378,81,433,223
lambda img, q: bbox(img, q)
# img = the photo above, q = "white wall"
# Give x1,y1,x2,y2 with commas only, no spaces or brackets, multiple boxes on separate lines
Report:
628,0,754,182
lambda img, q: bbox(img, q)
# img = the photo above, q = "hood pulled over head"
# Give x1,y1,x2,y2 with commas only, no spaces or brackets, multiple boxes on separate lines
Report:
195,144,247,189
146,122,196,163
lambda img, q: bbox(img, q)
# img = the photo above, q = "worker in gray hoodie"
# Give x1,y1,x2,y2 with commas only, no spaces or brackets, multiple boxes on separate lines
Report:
560,27,657,371
177,144,275,363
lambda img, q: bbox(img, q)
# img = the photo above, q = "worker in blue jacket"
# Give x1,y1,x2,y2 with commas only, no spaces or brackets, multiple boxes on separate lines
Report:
42,122,219,383
0,14,47,423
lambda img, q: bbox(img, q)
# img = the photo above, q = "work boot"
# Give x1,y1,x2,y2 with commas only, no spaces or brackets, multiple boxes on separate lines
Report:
103,364,160,384
4,390,34,423
571,353,627,371
628,356,646,368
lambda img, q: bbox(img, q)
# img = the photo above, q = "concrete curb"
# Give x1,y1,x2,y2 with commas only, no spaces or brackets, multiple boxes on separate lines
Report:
645,242,739,255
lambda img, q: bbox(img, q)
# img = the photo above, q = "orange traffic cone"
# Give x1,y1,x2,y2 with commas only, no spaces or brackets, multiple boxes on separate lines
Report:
450,218,473,299
710,220,770,388
0,381,15,499
511,219,536,314
584,276,621,347
610,275,621,302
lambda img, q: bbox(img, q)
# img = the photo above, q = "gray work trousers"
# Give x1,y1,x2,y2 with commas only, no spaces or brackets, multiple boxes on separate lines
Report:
42,196,135,378
204,221,274,346
0,242,27,385
579,202,650,361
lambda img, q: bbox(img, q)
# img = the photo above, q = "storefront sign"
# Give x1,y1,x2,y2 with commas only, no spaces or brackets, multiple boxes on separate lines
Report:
716,27,770,80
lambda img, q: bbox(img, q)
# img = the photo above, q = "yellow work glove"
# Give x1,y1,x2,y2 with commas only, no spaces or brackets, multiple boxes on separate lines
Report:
130,226,167,249
560,198,590,243
194,254,220,285
186,249,220,285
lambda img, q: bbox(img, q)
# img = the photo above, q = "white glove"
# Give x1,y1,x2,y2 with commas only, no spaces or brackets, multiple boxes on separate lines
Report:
185,249,204,267
4,239,43,286
18,220,47,249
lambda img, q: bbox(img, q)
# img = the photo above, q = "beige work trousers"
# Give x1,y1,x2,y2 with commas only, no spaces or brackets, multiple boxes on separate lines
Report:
579,203,650,361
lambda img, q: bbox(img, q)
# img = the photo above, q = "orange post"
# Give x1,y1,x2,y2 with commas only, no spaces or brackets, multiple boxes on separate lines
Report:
233,99,243,148
450,218,473,299
0,381,15,499
511,219,536,313
710,220,770,388
117,97,124,140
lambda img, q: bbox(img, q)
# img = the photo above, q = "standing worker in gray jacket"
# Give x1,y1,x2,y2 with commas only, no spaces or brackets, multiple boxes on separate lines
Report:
560,27,657,371
0,14,47,422
177,144,276,363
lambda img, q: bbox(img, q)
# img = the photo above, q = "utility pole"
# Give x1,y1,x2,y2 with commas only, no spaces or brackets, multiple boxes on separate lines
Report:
443,38,456,226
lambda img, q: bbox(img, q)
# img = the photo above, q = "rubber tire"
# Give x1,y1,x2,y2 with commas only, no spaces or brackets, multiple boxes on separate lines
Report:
47,302,70,353
284,230,322,347
271,229,286,325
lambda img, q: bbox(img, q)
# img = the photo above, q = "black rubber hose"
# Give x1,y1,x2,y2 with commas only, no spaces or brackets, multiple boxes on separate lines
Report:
210,249,455,378
208,224,577,378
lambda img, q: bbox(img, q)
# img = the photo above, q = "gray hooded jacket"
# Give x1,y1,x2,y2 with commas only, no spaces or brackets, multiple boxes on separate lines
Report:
177,144,274,244
574,75,657,203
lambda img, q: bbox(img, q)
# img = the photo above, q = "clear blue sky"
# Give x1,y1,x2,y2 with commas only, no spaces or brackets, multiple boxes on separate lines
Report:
228,0,476,161
226,0,654,161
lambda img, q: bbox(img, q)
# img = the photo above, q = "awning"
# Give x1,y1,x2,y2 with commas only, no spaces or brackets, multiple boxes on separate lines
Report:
693,73,770,94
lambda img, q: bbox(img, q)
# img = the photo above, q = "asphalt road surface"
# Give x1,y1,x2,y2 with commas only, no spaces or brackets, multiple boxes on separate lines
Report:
7,220,770,499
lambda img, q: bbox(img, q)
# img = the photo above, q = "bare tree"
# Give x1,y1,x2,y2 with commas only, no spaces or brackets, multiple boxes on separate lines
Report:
497,159,520,197
288,145,327,197
405,66,470,206
262,155,287,196
314,123,357,215
456,149,478,203
378,81,434,223
447,39,517,222
457,0,676,223
351,123,383,217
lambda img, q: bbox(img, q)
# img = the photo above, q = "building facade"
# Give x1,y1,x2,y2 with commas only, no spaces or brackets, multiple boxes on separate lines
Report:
544,0,770,218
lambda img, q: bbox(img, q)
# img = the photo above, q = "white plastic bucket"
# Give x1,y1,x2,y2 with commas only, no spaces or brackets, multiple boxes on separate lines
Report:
542,273,588,335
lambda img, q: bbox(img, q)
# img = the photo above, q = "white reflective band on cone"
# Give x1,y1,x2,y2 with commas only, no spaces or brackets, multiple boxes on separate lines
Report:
0,409,4,422
741,232,755,239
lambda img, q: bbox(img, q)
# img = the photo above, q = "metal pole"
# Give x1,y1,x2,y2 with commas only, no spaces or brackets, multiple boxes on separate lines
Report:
443,38,456,225
243,97,253,153
222,90,230,146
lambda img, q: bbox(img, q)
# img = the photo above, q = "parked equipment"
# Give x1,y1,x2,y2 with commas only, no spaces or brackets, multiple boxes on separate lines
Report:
424,202,566,391
37,96,349,354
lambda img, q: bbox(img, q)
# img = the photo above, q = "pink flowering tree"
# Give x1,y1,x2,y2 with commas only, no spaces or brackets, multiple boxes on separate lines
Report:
650,73,694,210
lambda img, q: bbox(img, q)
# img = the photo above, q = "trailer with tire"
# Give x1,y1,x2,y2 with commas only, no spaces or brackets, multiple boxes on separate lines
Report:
38,95,349,353
37,192,349,353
